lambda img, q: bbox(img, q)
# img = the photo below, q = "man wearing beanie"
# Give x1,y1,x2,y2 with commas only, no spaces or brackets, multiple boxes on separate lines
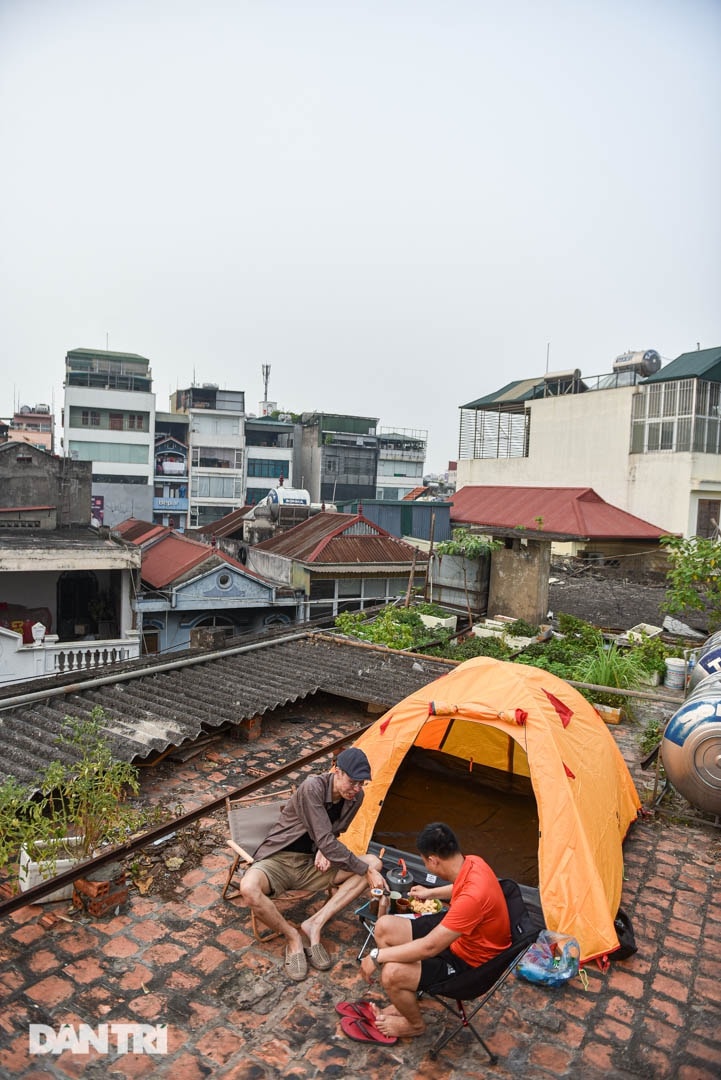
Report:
241,747,385,982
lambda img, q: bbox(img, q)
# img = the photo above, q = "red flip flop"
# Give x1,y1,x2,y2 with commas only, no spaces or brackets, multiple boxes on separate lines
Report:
335,1000,376,1023
340,1016,398,1045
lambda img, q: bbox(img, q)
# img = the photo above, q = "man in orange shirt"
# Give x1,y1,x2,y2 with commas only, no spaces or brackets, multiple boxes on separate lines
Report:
358,822,510,1039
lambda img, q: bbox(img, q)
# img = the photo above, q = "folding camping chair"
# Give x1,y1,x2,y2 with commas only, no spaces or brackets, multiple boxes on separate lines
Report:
222,788,335,942
424,878,541,1062
222,789,294,942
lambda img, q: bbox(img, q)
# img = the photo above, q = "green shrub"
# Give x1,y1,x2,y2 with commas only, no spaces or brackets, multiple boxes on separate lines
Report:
638,716,665,757
426,634,512,661
506,619,540,637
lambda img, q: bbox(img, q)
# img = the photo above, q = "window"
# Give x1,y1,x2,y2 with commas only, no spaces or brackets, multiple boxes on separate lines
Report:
70,442,148,464
127,413,145,430
247,458,291,478
697,500,721,538
191,475,242,499
81,410,100,427
192,446,242,469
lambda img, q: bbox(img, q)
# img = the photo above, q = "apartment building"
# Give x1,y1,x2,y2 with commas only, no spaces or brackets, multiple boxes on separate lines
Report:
153,411,190,531
170,383,245,529
245,415,295,505
376,427,427,500
63,348,155,526
456,345,721,538
298,413,379,504
1,403,54,453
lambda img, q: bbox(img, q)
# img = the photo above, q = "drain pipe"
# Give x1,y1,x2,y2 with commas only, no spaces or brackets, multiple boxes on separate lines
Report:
0,630,312,713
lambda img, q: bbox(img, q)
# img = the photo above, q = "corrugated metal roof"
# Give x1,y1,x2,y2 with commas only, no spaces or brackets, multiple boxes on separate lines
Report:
253,511,426,565
451,486,671,539
643,345,721,384
0,635,455,786
195,507,252,538
461,378,544,409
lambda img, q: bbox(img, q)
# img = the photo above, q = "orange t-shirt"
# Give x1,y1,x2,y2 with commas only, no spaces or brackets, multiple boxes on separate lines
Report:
441,855,511,967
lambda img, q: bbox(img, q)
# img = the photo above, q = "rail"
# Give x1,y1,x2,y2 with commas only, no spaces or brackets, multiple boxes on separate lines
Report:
0,723,372,917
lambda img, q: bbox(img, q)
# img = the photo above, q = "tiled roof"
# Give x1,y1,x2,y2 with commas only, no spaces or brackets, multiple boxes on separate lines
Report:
140,533,220,588
253,511,427,565
402,486,432,500
115,520,249,588
451,486,670,539
113,518,167,544
0,634,454,787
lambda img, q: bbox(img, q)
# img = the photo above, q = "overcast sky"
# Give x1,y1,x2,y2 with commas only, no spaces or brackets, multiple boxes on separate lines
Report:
1,0,719,471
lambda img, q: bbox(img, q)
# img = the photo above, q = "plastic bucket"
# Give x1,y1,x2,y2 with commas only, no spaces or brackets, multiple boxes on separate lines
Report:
664,657,686,689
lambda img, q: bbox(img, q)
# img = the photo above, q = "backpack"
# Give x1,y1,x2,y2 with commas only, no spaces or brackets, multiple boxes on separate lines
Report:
612,907,638,961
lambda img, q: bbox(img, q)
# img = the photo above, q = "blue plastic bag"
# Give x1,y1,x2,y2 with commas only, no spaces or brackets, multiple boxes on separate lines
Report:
516,930,580,987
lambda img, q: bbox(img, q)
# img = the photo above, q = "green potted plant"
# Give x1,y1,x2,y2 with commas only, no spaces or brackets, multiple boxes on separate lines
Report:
573,640,648,720
631,633,670,686
0,706,155,902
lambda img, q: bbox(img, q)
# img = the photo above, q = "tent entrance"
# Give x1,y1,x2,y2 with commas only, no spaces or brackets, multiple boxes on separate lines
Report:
372,748,540,886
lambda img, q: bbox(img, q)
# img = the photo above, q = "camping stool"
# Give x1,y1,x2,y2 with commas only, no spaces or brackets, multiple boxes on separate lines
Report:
423,878,541,1062
354,900,378,961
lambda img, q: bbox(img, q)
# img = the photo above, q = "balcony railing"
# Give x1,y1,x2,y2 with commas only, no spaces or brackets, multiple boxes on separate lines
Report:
0,632,142,686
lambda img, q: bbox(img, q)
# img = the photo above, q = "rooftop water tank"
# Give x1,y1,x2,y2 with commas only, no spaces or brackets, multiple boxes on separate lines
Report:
687,630,721,692
661,672,721,815
612,349,661,376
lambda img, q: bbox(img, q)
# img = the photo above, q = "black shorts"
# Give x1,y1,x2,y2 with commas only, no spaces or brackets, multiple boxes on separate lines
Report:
410,911,473,989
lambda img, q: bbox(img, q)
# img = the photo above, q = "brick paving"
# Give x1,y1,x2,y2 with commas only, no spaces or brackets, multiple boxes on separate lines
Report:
0,692,719,1079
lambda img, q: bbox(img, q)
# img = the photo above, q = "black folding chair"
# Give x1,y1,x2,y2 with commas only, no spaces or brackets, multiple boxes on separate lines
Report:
424,878,541,1062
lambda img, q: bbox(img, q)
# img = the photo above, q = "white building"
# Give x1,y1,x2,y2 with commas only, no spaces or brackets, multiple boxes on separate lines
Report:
170,384,245,529
245,415,296,505
376,427,427,500
456,346,721,538
63,348,155,526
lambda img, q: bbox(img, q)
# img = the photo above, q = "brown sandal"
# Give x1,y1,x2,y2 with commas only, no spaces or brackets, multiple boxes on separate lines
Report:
285,947,308,981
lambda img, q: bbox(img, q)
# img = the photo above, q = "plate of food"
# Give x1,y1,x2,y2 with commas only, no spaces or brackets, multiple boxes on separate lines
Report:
408,897,444,915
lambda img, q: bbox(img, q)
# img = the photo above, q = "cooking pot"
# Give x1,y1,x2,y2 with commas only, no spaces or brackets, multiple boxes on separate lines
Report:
386,858,414,897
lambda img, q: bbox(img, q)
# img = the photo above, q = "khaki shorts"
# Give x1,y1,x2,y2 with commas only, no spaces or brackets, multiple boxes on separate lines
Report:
251,851,339,898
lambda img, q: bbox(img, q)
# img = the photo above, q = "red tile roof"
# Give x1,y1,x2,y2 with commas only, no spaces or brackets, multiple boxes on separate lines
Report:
114,518,250,588
113,518,167,544
140,533,216,587
451,486,671,540
253,511,427,565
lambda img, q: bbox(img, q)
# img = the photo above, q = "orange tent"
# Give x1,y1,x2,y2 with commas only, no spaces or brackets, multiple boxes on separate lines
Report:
342,656,641,964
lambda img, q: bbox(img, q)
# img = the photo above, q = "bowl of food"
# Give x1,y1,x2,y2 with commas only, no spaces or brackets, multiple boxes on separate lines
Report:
408,897,444,915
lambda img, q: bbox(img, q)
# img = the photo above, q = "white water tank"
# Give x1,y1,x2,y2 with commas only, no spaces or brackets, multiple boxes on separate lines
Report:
260,486,311,520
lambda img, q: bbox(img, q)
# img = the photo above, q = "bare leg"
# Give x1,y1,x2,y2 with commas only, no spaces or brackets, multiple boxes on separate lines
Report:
373,961,426,1038
239,866,304,954
371,913,425,1037
300,854,382,947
